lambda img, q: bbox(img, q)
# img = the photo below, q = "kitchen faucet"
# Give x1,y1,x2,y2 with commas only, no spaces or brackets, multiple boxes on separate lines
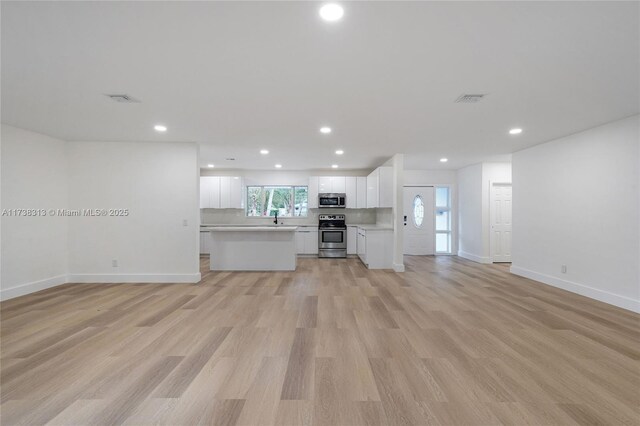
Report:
273,211,278,225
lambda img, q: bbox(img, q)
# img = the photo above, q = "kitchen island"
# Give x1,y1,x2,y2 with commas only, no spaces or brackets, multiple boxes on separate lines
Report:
207,226,298,271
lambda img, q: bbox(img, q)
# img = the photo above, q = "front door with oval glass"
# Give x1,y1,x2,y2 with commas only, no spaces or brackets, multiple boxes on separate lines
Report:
403,186,435,255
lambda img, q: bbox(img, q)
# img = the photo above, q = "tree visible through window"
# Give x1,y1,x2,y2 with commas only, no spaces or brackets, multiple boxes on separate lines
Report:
247,186,308,217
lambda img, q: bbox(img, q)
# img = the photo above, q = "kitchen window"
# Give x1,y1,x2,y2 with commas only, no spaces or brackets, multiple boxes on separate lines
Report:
246,186,308,217
435,186,452,254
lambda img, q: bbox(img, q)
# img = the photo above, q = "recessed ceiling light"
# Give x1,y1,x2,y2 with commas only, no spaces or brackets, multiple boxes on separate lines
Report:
335,150,344,155
331,164,339,169
319,3,344,22
260,149,269,155
320,126,332,134
154,124,167,132
509,128,523,135
207,164,214,168
440,158,448,163
275,164,282,168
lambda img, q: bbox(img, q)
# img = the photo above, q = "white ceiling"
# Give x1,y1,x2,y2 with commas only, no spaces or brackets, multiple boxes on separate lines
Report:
2,1,638,170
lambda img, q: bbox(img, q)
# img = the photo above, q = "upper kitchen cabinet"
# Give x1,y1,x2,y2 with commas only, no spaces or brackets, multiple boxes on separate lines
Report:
366,166,393,208
220,176,244,209
357,176,367,208
200,176,243,209
318,176,346,193
308,176,319,209
345,177,357,209
200,176,220,209
309,175,368,209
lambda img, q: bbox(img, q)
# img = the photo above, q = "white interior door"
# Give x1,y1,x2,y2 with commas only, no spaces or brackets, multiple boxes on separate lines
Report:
403,186,435,255
490,183,512,262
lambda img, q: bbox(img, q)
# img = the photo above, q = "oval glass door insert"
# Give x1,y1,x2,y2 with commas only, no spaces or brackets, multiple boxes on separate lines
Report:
413,195,424,227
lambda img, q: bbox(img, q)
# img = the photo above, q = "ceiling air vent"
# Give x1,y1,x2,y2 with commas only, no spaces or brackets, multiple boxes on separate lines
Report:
455,94,486,103
106,94,140,103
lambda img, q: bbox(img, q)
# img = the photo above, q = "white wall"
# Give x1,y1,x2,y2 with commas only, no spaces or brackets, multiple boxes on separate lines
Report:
511,115,639,312
404,169,457,186
1,125,201,300
481,163,512,258
67,141,200,282
392,154,405,272
457,162,512,262
1,125,69,299
457,163,485,262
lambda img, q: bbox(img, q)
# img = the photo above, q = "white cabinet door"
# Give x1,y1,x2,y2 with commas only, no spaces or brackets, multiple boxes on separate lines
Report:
200,177,221,208
208,177,220,208
210,177,221,208
219,176,231,208
378,167,393,208
318,177,331,193
202,176,242,209
331,176,346,193
308,177,319,209
306,228,319,254
229,177,244,209
200,178,211,208
295,231,306,254
319,176,346,193
366,171,378,208
347,226,357,254
296,228,319,254
200,232,206,254
357,229,367,264
345,177,357,209
365,230,393,269
357,176,367,209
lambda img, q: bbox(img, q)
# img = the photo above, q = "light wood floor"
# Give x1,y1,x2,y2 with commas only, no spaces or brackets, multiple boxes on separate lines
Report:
1,256,638,425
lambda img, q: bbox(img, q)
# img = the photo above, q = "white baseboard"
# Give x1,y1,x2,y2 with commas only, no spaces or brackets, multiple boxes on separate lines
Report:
393,263,405,273
510,265,640,313
67,273,202,284
0,274,68,301
458,251,492,264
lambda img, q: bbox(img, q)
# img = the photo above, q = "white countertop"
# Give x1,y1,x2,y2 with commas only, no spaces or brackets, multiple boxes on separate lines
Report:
208,226,298,232
201,223,391,230
348,223,394,231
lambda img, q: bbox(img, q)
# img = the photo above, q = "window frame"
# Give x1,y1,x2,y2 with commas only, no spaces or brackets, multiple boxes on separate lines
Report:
245,185,309,218
434,186,453,254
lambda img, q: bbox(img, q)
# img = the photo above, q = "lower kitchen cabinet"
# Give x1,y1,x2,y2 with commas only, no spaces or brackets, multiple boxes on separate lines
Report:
347,226,357,255
356,227,393,269
296,226,318,255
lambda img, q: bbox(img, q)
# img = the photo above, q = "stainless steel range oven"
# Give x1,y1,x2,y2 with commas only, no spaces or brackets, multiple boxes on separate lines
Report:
318,214,347,258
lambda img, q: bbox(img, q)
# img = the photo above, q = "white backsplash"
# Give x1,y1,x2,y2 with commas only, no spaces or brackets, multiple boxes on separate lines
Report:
375,208,393,226
201,208,378,226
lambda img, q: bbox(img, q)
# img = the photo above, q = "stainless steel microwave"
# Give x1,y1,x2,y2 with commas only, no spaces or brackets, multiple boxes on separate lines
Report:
318,193,346,208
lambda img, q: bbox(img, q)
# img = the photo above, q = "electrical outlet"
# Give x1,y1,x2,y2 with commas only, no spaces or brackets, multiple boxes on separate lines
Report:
112,259,118,268
561,265,567,274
